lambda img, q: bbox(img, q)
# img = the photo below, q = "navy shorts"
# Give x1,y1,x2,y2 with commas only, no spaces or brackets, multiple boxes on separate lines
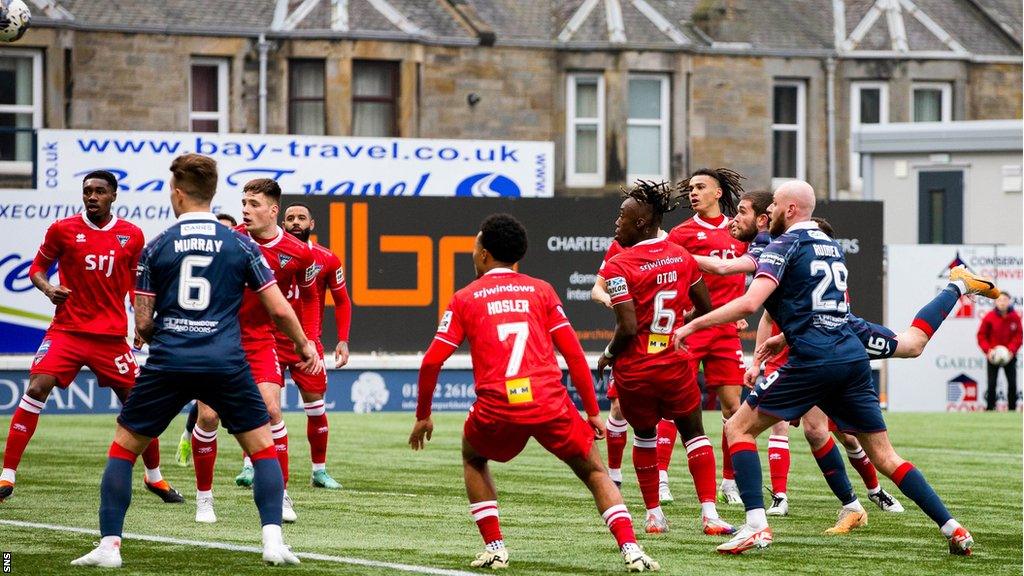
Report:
746,359,886,433
118,366,271,438
849,315,899,359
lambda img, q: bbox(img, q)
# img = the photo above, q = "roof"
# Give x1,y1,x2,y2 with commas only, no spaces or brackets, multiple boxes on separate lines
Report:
28,0,1023,59
852,120,1024,153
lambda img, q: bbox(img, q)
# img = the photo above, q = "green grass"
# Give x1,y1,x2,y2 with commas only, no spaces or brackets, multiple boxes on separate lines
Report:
0,412,1020,575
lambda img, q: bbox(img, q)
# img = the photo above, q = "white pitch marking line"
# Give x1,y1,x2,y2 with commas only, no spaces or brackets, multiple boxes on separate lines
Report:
0,519,478,576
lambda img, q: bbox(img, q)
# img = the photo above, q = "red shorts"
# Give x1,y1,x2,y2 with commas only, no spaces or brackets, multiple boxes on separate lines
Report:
243,340,283,386
613,370,701,431
30,330,137,389
687,324,745,387
463,401,594,463
277,341,327,394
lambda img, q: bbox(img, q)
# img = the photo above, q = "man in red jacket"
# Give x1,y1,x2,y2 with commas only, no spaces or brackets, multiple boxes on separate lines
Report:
977,292,1022,411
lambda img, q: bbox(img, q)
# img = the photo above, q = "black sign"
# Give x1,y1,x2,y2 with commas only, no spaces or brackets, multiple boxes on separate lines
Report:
288,196,882,353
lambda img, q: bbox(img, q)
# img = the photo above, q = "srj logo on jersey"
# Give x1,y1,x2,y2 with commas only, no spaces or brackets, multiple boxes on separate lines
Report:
606,277,628,298
116,234,130,247
278,254,293,268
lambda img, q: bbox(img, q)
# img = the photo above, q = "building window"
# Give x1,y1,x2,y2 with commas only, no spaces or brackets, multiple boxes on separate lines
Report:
627,74,669,183
771,80,806,186
352,60,398,137
190,58,229,133
0,49,42,175
289,59,325,135
566,73,605,187
849,81,889,190
912,82,952,122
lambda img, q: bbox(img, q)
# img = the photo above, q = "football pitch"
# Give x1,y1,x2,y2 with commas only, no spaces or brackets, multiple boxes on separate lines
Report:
0,411,1019,575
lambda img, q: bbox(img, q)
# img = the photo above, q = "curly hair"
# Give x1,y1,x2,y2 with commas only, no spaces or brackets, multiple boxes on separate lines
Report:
480,213,528,264
680,168,745,217
624,180,682,226
811,216,835,238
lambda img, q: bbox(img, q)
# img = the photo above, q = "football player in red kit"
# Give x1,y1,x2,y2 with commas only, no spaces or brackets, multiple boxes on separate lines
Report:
666,168,748,504
279,203,353,490
2,171,181,504
597,181,734,536
410,214,659,573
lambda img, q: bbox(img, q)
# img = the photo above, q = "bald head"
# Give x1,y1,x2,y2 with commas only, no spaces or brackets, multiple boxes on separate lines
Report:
769,180,816,236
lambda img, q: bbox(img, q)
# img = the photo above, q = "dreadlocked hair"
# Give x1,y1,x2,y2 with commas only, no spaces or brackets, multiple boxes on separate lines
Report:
623,180,682,223
681,168,745,217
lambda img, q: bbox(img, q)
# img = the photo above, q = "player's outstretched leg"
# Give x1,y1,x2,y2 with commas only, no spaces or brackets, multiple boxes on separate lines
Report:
72,440,138,568
856,430,974,555
606,395,628,488
566,445,660,572
766,421,790,516
140,438,184,503
838,433,904,513
716,404,778,555
258,382,295,523
673,410,734,535
656,419,677,504
236,426,299,566
176,402,199,467
0,376,56,501
192,424,219,522
632,432,669,533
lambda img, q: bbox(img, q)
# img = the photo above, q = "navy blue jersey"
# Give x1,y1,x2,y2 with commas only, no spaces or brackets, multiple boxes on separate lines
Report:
745,231,772,264
136,213,276,372
754,221,866,367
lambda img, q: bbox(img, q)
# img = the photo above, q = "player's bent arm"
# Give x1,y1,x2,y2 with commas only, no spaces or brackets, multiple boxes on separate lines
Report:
591,277,612,308
694,254,756,276
28,254,70,304
258,284,318,374
551,326,600,417
134,294,156,343
415,338,457,420
676,277,776,341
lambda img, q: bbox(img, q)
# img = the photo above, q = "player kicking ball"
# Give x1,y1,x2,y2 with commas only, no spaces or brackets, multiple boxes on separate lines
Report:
409,214,659,572
1,170,181,505
596,181,734,537
673,181,974,556
72,154,320,568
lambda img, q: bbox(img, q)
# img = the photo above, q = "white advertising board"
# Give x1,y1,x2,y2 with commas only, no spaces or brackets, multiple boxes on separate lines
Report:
887,245,1023,412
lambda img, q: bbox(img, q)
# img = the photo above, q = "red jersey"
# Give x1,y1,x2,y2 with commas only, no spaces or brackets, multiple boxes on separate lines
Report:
764,321,789,373
276,240,348,346
599,237,702,385
668,215,746,307
236,225,316,344
32,214,144,337
598,241,624,274
434,269,574,424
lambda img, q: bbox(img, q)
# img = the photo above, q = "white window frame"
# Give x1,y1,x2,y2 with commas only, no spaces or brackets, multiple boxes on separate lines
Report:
189,57,229,134
849,81,889,191
0,49,43,176
911,82,952,123
566,73,605,188
771,79,806,189
626,73,670,183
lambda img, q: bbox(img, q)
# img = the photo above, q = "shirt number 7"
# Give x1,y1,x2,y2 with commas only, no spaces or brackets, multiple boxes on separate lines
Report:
497,322,529,378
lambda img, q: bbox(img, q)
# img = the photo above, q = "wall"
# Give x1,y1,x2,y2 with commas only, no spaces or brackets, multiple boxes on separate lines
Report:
869,150,1023,245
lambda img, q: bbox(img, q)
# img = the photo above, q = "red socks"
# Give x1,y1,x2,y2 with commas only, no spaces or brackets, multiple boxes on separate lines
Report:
768,434,791,494
191,426,217,492
304,401,329,468
605,418,628,471
469,500,503,546
270,422,289,487
656,420,677,472
2,395,44,472
633,436,660,511
141,438,160,471
602,504,637,547
846,446,880,492
684,435,717,503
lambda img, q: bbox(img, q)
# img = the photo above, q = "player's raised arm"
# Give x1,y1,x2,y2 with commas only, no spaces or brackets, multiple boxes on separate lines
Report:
674,276,776,349
693,254,756,276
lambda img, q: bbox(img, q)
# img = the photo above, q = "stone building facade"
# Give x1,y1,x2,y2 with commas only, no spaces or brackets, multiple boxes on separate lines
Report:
1,0,1020,197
